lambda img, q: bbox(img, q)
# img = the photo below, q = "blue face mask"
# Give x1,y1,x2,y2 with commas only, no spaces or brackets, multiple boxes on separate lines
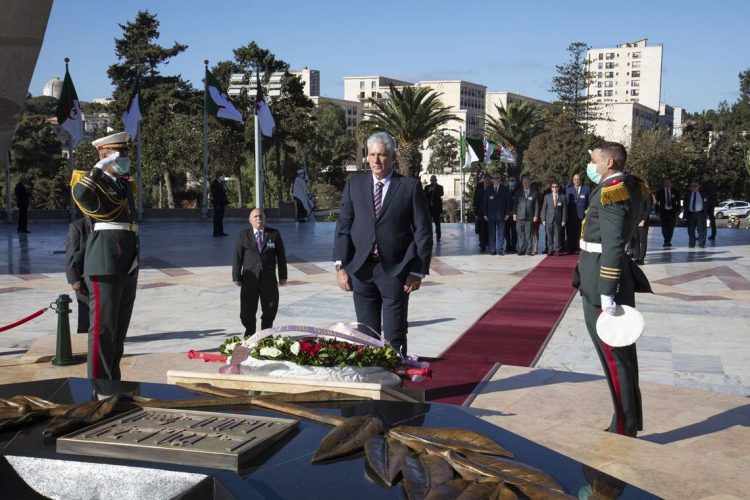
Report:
586,162,602,184
113,157,131,175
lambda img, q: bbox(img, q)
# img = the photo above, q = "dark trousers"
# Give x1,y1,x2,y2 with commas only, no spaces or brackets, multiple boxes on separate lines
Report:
213,205,225,235
504,220,517,252
350,260,409,356
516,219,533,254
17,206,28,232
431,213,441,240
582,297,642,437
707,209,716,238
660,210,677,245
75,290,90,334
630,226,649,261
240,271,279,335
476,217,489,250
567,217,582,252
544,221,563,253
687,211,707,247
86,273,138,380
487,217,505,253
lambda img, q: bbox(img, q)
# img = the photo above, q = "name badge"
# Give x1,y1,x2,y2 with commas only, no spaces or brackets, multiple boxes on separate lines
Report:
579,195,585,199
489,196,495,200
267,241,275,249
527,196,534,201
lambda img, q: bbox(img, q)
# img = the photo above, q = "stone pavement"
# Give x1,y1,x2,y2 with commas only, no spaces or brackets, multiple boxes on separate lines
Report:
1,219,749,498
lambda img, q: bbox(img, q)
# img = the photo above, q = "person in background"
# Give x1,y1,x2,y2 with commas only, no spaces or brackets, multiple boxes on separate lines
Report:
233,208,287,335
701,171,718,241
541,181,567,256
565,173,591,254
65,215,91,333
473,173,491,252
483,173,512,255
424,175,444,242
629,185,654,265
211,171,229,237
14,176,31,234
504,176,518,253
512,175,540,256
684,181,709,248
655,179,679,248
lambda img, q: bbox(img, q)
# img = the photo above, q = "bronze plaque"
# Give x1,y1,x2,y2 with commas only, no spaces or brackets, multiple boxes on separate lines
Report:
57,408,298,471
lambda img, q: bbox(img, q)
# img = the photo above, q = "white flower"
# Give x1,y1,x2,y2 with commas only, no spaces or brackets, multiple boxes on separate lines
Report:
290,342,300,356
275,337,285,347
225,341,239,353
259,346,282,358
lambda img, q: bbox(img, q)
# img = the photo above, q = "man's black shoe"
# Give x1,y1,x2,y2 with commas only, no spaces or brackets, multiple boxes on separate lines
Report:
490,251,497,255
221,233,229,236
708,236,715,240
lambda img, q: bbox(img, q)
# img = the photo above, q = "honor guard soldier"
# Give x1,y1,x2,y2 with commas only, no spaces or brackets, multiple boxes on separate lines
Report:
573,142,652,437
72,131,138,380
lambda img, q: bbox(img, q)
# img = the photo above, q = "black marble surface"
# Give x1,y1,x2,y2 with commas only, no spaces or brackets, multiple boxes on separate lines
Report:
0,378,657,499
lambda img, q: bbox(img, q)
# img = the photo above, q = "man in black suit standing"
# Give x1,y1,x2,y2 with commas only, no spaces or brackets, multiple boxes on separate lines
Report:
541,181,567,255
504,176,519,253
424,175,444,242
684,181,709,248
14,177,31,233
565,173,591,254
655,179,679,247
483,173,511,255
333,132,433,356
233,208,287,335
701,171,718,240
512,174,540,255
211,172,229,237
473,173,491,252
65,216,91,334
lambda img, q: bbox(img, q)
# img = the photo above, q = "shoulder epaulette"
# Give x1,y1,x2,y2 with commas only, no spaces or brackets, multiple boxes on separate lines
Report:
601,177,630,205
69,169,88,188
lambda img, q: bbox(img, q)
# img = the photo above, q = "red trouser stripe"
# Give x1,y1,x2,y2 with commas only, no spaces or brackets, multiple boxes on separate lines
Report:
602,342,625,435
91,279,101,379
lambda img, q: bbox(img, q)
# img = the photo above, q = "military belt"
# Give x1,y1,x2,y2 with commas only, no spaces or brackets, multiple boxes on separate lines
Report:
94,222,138,233
579,240,602,253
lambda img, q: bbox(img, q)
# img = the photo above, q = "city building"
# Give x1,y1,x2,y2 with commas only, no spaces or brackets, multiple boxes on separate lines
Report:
418,80,487,141
586,102,659,147
672,106,686,138
485,91,552,123
42,76,62,99
227,68,320,98
309,96,363,136
586,39,663,111
342,75,414,111
92,97,114,106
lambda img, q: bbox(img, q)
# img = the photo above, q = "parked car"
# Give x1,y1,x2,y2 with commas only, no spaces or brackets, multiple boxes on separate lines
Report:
714,200,750,219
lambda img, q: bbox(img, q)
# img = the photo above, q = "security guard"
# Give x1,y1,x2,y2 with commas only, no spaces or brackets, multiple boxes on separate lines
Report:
573,142,651,437
72,131,138,380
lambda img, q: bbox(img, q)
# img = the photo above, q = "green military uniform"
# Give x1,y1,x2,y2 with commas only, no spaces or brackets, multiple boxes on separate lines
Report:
573,173,652,437
71,132,139,381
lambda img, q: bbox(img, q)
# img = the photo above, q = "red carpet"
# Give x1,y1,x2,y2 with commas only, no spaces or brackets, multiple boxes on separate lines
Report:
408,254,579,405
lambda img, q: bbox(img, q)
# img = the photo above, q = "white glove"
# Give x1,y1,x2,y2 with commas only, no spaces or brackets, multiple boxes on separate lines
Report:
94,151,119,170
600,295,617,315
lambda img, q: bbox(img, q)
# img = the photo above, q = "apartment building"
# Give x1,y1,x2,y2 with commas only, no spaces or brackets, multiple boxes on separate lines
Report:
485,91,552,122
342,75,414,111
587,101,659,146
227,68,320,98
309,96,363,136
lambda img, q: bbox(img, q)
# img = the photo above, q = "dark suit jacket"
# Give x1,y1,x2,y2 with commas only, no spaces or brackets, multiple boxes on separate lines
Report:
541,192,568,224
512,188,540,220
14,182,30,209
211,179,229,207
655,187,680,215
565,184,591,220
65,218,91,288
484,184,511,220
232,227,287,282
700,180,718,208
333,172,433,277
423,183,444,216
683,190,709,215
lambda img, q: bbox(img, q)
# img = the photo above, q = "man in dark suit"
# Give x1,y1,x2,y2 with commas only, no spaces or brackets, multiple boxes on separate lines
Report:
655,179,679,247
424,175,444,242
701,171,718,240
684,181,709,248
72,131,139,380
504,176,519,253
512,174,540,255
573,142,651,437
14,177,31,233
565,173,591,254
473,174,491,252
211,172,229,237
233,208,287,335
333,132,433,355
65,216,91,334
629,189,654,265
483,173,511,255
541,181,567,255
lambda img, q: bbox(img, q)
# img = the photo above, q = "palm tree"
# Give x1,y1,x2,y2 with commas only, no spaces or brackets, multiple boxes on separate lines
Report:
486,102,546,173
364,85,457,177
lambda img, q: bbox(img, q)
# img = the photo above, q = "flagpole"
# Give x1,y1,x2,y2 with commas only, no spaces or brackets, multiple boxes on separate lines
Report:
254,70,263,210
64,58,76,221
202,60,209,218
459,128,465,225
136,120,143,221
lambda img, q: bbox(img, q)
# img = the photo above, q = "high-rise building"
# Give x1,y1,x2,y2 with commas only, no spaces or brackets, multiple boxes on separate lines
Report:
343,75,414,111
586,39,663,111
418,80,487,140
587,102,659,147
485,92,552,122
227,68,320,98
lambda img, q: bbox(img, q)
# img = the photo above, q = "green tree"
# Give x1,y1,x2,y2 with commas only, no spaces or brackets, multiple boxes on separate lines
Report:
364,85,457,177
550,42,599,129
627,129,704,195
25,95,58,116
485,101,545,174
524,109,600,182
10,113,62,186
306,101,356,189
426,132,458,174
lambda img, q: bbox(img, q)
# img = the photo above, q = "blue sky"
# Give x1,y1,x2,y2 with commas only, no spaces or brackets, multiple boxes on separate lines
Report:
30,0,749,113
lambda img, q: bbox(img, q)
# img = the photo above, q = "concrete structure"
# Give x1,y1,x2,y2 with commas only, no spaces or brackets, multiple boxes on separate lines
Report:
309,96,363,136
485,91,552,123
342,75,414,111
227,68,320,99
587,101,659,147
92,97,115,106
586,39,663,111
672,106,686,138
42,76,62,99
658,103,675,134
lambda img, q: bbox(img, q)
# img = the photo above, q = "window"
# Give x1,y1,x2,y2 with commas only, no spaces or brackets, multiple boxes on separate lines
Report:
632,61,641,69
632,52,641,59
604,81,614,88
598,72,602,78
598,63,603,69
605,62,615,69
597,81,602,88
597,90,602,96
371,91,376,97
371,81,376,88
360,81,365,89
359,91,365,98
631,89,640,96
605,72,614,78
625,90,629,95
598,53,603,60
632,70,640,78
606,52,615,59
604,90,613,96
631,80,640,87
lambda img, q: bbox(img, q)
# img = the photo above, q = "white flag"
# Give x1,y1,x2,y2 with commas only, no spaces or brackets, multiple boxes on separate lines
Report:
256,98,275,137
122,79,141,139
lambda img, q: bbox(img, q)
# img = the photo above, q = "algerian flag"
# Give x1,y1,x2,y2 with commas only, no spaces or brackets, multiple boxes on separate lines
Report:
500,145,516,164
55,65,83,147
122,76,141,139
482,138,499,165
460,135,479,169
205,69,243,123
256,98,275,137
